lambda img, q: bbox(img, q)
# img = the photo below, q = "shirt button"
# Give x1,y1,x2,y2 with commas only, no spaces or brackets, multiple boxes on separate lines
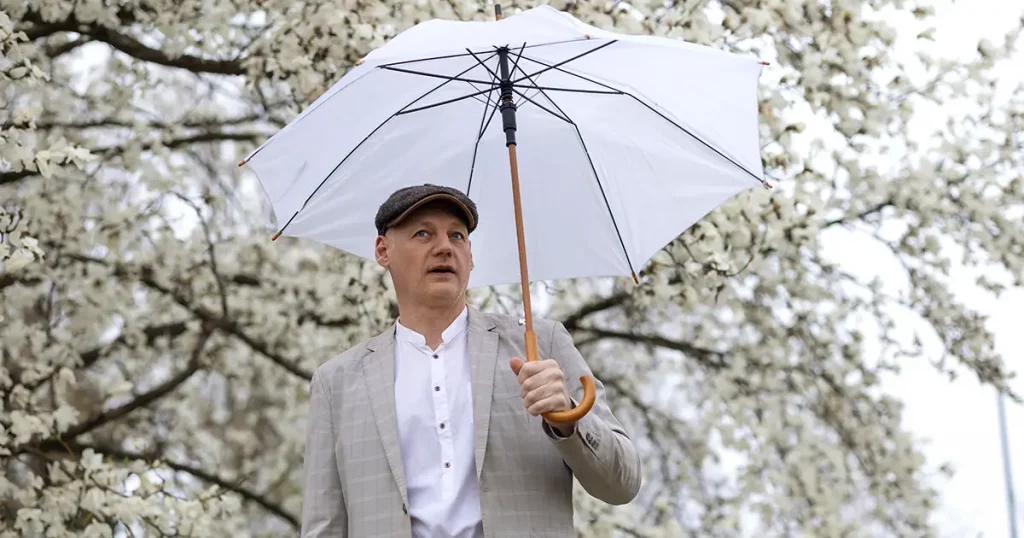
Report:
439,422,445,429
434,386,440,391
444,462,451,468
433,354,439,359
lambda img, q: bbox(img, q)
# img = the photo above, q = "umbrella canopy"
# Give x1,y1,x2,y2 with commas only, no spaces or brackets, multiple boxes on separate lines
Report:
243,4,767,290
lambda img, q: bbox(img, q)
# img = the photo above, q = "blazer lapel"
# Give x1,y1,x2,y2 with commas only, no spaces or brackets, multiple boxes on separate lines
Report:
361,326,408,505
467,307,499,478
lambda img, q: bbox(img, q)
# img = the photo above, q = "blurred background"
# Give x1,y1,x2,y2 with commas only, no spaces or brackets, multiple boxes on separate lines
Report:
2,0,1022,536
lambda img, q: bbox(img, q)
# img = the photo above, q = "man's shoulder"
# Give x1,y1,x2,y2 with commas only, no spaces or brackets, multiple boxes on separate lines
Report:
473,307,561,329
474,308,564,341
314,329,389,380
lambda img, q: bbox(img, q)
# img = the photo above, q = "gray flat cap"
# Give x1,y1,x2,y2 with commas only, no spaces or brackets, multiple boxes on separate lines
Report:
375,184,478,236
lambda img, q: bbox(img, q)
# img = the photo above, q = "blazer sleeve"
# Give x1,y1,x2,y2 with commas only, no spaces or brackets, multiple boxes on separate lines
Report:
540,320,643,505
301,366,348,537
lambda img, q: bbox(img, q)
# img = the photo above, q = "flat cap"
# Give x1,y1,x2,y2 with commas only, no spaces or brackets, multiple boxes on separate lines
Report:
375,184,479,236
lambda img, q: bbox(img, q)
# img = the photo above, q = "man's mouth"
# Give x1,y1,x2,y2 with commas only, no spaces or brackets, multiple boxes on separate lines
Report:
427,265,456,275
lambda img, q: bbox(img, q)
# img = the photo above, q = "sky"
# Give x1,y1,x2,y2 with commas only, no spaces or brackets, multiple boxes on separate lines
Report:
821,0,1024,536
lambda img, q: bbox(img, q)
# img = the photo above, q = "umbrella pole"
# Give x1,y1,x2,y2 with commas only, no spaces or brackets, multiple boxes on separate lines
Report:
494,12,595,424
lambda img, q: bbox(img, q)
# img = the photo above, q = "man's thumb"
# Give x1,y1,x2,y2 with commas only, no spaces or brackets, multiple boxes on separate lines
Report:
509,357,524,376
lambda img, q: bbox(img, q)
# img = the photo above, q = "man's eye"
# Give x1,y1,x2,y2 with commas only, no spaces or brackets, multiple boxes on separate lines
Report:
414,230,428,237
451,232,465,240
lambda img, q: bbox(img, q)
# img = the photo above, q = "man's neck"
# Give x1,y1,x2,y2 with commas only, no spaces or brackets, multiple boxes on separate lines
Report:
396,300,466,350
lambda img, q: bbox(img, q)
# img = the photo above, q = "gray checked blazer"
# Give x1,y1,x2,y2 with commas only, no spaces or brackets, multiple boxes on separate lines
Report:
300,306,642,537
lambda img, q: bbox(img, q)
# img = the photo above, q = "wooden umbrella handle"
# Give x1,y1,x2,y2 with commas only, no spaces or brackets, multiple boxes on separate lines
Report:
525,330,596,425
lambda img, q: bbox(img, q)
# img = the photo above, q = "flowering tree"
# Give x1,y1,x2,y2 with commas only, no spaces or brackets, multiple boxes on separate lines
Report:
2,0,1022,536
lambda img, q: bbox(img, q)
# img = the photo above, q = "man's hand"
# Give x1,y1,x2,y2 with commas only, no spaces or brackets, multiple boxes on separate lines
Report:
509,357,575,435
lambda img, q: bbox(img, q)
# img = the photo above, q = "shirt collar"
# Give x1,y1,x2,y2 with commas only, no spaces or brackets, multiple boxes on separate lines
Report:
395,306,469,349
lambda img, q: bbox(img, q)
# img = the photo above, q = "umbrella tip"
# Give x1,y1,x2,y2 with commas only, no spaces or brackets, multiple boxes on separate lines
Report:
237,160,245,167
761,60,770,66
631,271,639,284
760,178,774,189
271,230,282,241
494,4,502,19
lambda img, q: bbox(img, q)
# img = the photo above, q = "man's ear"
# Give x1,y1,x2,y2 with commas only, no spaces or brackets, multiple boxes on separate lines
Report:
374,235,389,268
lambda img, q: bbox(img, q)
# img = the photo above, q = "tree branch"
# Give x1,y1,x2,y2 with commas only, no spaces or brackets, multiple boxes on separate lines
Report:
60,328,212,440
65,253,313,381
56,441,300,529
19,14,246,76
0,170,36,186
823,199,894,228
560,291,632,330
22,320,191,393
578,325,727,369
1,113,274,132
0,131,268,185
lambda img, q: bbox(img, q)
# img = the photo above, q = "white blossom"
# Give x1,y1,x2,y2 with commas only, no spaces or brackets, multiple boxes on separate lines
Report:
1,0,1021,536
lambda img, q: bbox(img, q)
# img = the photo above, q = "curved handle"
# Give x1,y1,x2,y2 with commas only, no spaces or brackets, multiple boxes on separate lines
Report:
542,375,596,424
525,329,596,425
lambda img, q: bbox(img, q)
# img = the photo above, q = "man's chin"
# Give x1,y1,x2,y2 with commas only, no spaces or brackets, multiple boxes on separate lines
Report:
420,279,465,300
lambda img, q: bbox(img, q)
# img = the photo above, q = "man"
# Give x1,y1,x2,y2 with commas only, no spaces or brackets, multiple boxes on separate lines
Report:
301,184,641,537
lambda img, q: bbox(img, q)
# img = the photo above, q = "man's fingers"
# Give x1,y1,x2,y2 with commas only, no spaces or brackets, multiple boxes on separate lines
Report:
520,366,563,396
515,358,560,382
509,357,525,376
522,378,566,410
526,394,569,417
515,359,537,385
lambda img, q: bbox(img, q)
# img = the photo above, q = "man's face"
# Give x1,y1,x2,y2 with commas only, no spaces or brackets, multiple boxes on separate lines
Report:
374,203,473,308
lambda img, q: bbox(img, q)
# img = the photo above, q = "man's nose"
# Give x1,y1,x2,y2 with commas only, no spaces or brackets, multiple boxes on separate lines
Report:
432,236,454,255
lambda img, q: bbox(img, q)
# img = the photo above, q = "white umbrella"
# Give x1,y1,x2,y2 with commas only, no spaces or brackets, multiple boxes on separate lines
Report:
241,4,769,423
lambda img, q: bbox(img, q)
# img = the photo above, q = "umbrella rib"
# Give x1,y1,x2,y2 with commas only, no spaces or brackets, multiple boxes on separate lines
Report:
244,68,377,164
395,86,498,116
517,52,764,185
509,60,567,121
465,48,501,81
381,63,496,107
467,68,502,197
510,87,571,123
272,54,498,238
376,36,602,68
512,84,620,95
568,120,637,280
378,65,493,86
464,46,520,113
510,60,638,280
508,39,617,86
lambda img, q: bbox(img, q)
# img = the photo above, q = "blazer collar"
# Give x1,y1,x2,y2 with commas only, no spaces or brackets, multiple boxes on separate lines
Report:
466,307,498,478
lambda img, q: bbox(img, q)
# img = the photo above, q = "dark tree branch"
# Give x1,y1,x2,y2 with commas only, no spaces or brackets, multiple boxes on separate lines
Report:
0,170,36,185
49,441,300,529
22,320,191,394
0,131,268,185
823,200,894,228
45,36,92,57
1,113,273,132
170,193,229,316
59,328,213,440
95,132,268,156
560,291,632,330
19,13,246,76
577,325,727,368
65,253,313,381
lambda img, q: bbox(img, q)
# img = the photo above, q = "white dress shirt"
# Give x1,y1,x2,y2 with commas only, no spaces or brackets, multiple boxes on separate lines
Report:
394,307,483,537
